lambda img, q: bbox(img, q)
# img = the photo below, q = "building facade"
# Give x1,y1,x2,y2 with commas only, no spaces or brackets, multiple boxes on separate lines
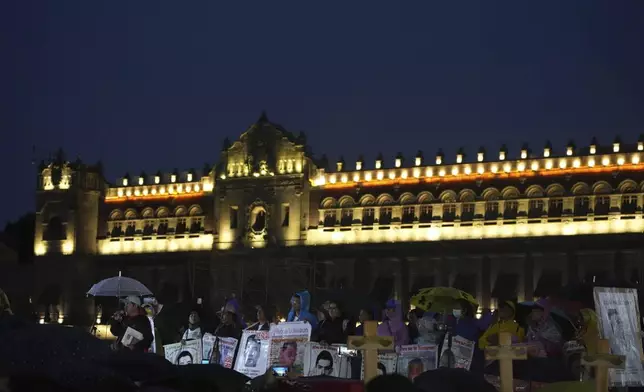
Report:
25,113,644,323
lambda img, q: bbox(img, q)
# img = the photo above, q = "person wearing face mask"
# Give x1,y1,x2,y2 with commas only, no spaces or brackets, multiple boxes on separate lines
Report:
445,300,485,373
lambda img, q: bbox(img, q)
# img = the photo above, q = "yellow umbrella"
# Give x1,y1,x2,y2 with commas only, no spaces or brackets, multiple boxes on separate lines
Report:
410,286,479,312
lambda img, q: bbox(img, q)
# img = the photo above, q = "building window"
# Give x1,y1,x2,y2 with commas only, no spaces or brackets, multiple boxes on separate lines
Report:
402,206,415,224
419,205,433,223
340,209,353,226
485,202,499,220
379,207,392,225
574,197,590,216
443,204,456,222
461,203,474,221
110,222,123,237
229,207,238,229
503,201,518,220
323,211,336,227
622,195,638,214
125,222,136,237
282,205,290,227
143,221,154,236
190,218,202,233
594,196,610,215
362,208,375,225
176,218,187,234
528,199,544,218
548,198,563,218
43,216,66,241
157,220,168,235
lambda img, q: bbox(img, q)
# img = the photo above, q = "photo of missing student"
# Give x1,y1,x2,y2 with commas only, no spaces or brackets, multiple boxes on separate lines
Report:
594,287,644,387
233,330,270,379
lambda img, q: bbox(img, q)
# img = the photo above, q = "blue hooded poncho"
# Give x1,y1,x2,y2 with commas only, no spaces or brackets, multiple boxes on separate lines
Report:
287,290,318,329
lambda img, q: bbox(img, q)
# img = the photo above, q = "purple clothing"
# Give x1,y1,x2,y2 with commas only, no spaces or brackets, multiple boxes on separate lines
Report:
377,299,410,347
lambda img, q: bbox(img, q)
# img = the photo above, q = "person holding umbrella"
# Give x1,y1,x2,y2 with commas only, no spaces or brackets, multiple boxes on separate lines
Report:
479,300,525,349
110,295,153,353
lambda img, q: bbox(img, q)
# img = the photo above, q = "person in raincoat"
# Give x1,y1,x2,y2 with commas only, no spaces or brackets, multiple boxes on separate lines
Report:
525,305,563,358
377,299,410,347
479,301,525,349
287,290,318,329
576,308,599,355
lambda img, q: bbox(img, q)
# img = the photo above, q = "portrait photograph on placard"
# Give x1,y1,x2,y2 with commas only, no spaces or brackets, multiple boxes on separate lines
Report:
163,340,202,366
360,353,397,380
268,322,311,376
234,330,271,379
594,287,644,387
303,342,347,377
397,344,439,381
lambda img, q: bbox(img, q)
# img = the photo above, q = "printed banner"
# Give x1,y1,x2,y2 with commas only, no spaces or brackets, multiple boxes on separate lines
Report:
202,333,216,363
332,344,355,379
397,344,439,381
303,343,349,377
360,353,397,380
213,337,239,369
594,287,644,387
163,339,203,365
439,334,475,370
234,330,271,379
268,322,312,376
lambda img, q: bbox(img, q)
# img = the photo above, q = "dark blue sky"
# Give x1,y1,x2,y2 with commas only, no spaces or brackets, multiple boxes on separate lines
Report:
2,1,644,226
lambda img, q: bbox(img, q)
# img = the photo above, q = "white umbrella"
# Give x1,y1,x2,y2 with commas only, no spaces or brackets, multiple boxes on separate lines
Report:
87,272,152,297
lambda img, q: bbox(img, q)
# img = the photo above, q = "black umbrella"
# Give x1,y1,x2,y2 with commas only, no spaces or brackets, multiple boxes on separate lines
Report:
515,302,576,341
0,321,137,391
175,364,250,392
414,368,497,392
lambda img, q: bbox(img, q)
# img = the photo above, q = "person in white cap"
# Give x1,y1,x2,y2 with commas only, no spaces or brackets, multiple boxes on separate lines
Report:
109,295,153,353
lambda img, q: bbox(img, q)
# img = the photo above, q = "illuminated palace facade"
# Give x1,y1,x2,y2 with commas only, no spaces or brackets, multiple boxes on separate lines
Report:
27,113,644,323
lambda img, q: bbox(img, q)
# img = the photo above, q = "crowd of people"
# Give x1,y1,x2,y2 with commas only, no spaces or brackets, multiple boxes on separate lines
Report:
107,287,601,382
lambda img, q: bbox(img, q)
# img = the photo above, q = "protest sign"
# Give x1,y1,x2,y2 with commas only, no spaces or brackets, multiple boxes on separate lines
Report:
440,334,475,370
234,330,270,378
303,342,347,377
268,322,311,376
202,333,216,363
397,344,439,381
213,337,238,369
360,353,397,380
594,287,644,387
163,340,202,365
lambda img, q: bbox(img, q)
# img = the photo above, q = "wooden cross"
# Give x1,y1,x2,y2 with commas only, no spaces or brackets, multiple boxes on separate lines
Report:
484,332,528,392
347,320,394,383
581,339,625,392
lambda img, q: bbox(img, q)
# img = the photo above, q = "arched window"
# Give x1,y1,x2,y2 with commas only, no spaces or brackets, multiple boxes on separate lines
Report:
43,217,66,241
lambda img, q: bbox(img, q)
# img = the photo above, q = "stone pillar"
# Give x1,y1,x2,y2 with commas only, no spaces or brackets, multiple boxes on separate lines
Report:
523,252,534,302
434,257,447,287
614,251,624,282
397,258,410,312
566,252,579,286
481,256,492,309
563,197,574,216
474,202,485,220
609,195,622,214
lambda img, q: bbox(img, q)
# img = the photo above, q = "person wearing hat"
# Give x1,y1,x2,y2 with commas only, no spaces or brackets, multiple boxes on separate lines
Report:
479,300,525,349
214,301,242,340
109,295,153,353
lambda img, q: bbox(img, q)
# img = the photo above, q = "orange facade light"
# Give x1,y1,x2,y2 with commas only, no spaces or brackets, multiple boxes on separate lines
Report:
319,163,644,190
105,191,205,203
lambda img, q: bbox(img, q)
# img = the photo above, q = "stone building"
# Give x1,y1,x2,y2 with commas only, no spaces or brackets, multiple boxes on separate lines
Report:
26,113,644,323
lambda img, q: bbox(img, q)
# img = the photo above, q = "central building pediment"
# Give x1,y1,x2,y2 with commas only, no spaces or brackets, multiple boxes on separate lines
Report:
221,112,310,178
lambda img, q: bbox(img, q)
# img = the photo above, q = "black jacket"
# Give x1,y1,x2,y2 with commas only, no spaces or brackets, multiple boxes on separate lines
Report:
110,314,154,353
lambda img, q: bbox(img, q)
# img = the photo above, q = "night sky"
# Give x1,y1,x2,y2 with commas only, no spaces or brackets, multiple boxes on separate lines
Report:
2,1,644,226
